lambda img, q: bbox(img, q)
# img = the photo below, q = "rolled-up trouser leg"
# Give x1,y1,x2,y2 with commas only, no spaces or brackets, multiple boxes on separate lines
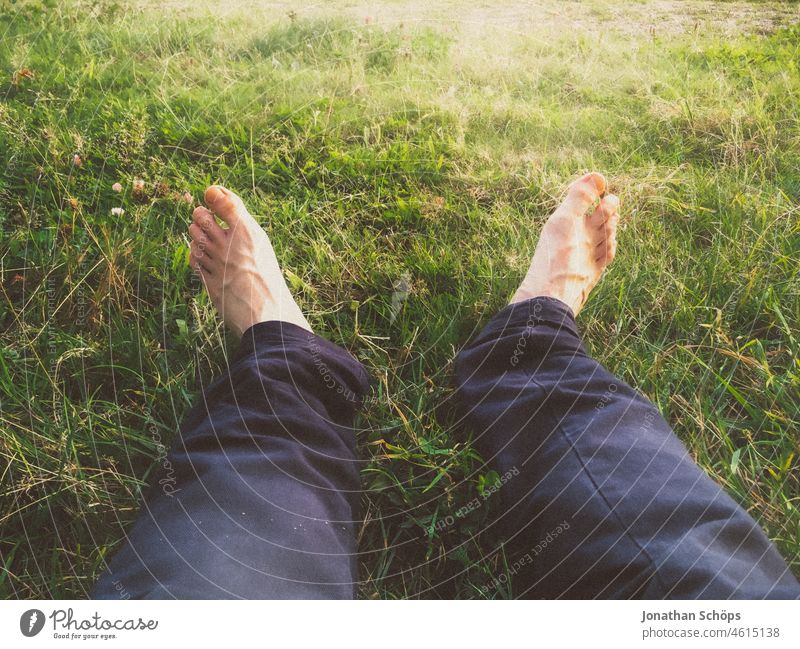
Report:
455,296,799,599
93,321,370,599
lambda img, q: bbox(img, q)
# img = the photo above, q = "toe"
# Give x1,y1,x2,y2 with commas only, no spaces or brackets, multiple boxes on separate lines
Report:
593,195,619,264
191,255,219,293
188,223,215,251
192,206,227,242
557,172,606,218
604,203,620,239
587,193,619,231
190,240,215,273
596,232,617,264
204,185,253,228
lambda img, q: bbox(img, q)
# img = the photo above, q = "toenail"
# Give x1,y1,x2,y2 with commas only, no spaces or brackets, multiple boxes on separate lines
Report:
585,172,606,194
205,186,223,203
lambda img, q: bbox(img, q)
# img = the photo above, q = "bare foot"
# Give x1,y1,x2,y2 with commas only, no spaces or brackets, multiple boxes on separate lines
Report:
188,185,311,338
512,172,619,316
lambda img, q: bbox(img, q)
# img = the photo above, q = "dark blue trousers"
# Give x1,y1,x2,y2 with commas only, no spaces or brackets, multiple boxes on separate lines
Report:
93,298,799,599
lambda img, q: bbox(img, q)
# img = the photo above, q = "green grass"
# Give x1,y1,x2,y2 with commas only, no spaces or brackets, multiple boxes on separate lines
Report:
1,0,799,598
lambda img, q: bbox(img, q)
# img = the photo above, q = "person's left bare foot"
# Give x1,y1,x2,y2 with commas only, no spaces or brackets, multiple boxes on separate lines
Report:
188,185,311,338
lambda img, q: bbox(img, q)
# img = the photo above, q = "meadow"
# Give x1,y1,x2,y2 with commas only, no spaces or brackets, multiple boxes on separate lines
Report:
1,0,799,598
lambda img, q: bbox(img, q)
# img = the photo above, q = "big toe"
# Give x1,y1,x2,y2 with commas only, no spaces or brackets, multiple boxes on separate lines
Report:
557,172,606,218
204,185,252,227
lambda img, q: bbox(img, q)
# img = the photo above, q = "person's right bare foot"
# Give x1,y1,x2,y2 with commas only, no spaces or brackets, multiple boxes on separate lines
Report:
188,185,311,338
511,172,619,316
